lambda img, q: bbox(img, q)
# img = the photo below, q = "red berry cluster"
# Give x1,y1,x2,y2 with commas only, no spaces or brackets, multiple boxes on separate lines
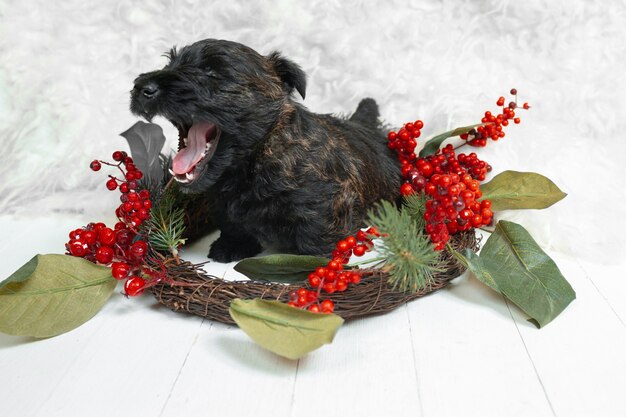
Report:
419,145,493,249
288,227,380,313
65,151,153,297
101,151,153,229
387,120,423,165
460,89,530,147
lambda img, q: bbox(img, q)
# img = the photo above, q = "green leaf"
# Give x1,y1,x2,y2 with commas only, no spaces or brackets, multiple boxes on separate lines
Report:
229,298,344,359
233,255,329,283
480,170,567,211
450,248,500,292
453,221,575,328
0,254,117,338
418,123,485,157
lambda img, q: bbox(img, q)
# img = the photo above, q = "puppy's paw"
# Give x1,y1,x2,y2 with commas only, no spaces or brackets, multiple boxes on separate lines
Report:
208,235,262,263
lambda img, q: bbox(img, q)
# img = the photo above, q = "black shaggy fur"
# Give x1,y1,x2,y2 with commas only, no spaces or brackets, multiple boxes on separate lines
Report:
130,39,400,262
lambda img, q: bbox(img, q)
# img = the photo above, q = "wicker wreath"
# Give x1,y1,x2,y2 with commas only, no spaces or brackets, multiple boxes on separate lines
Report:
151,230,479,325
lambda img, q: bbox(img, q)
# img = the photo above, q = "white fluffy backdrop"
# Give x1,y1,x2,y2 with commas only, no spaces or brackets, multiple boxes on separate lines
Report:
0,0,624,263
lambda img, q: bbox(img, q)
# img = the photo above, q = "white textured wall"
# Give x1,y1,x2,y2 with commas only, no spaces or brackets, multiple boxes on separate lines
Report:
1,0,624,261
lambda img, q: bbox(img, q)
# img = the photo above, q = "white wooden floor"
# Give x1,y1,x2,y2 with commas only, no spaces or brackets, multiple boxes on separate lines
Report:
1,214,625,417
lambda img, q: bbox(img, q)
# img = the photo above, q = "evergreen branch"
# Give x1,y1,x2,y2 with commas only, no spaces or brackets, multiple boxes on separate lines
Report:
402,193,427,231
146,183,187,257
368,200,441,292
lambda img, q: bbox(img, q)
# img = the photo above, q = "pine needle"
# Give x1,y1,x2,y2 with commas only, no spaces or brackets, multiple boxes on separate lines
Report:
402,193,427,231
145,185,187,257
368,200,441,292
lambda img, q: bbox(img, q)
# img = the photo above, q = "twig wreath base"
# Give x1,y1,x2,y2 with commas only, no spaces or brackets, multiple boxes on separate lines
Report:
151,231,479,325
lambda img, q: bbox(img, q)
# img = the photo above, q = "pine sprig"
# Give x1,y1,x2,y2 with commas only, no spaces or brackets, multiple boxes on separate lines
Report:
402,193,427,231
146,185,187,257
367,200,441,292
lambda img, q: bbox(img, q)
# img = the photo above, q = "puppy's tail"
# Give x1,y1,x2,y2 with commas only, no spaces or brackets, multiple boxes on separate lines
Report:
349,98,380,129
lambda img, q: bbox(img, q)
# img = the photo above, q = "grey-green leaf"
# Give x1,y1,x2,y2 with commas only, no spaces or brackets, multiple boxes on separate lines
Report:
451,248,500,292
457,221,575,328
418,123,485,157
480,170,567,211
233,255,329,283
0,254,117,338
229,298,344,360
120,121,166,184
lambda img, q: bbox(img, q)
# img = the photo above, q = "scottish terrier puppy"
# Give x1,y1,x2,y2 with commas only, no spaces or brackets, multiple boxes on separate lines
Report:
130,39,400,262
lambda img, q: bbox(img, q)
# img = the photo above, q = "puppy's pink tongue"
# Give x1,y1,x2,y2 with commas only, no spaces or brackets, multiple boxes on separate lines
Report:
172,122,215,175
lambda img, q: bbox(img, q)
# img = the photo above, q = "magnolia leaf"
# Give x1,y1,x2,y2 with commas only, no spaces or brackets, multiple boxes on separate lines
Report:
0,254,117,338
453,221,575,328
452,248,500,292
419,123,485,157
120,121,166,184
229,298,343,359
233,255,329,283
480,170,567,211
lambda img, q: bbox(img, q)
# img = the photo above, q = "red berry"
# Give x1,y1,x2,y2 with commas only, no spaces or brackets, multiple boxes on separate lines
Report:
322,283,336,294
69,241,87,257
95,246,114,264
336,240,350,253
400,183,414,196
90,160,101,171
510,88,517,95
137,208,150,220
130,240,148,259
69,228,84,241
320,300,334,313
98,227,116,246
308,273,321,288
82,230,98,245
112,151,124,161
353,245,366,257
327,260,342,271
124,276,146,297
106,179,118,191
111,262,130,280
366,226,380,237
93,222,106,232
308,304,321,313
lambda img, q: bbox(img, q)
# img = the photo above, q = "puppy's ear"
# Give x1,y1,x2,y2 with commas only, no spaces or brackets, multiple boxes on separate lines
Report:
268,52,307,99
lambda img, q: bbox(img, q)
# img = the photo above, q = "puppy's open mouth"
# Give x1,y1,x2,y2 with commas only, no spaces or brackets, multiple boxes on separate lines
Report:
169,121,221,184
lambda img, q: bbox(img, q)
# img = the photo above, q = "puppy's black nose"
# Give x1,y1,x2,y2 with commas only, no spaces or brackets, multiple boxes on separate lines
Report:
140,83,159,100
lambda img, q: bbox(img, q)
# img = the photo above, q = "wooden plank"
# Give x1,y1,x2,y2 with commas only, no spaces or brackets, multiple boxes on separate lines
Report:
407,272,556,417
0,216,206,417
509,256,626,417
576,259,626,328
25,300,205,417
291,307,422,417
159,321,298,417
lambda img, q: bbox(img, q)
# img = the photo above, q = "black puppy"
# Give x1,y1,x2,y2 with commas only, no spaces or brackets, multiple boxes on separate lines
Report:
130,39,400,262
